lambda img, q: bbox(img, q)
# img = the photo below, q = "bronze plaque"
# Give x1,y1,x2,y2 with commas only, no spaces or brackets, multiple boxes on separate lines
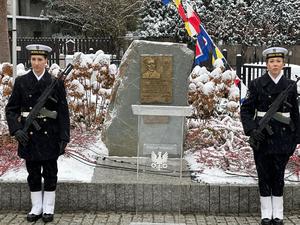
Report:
143,116,169,124
140,55,172,103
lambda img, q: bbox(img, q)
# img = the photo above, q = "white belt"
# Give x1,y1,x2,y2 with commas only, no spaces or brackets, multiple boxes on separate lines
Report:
256,111,290,118
21,112,46,118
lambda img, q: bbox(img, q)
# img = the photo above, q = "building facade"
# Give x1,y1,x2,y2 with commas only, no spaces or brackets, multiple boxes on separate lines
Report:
6,0,60,37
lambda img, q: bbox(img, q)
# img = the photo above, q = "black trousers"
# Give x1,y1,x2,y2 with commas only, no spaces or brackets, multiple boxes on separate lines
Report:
25,159,58,192
254,151,290,197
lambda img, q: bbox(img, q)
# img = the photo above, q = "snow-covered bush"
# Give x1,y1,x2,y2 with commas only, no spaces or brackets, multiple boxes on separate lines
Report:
0,54,116,176
57,51,117,131
0,51,117,133
0,63,22,176
0,63,14,136
185,61,300,182
188,59,239,119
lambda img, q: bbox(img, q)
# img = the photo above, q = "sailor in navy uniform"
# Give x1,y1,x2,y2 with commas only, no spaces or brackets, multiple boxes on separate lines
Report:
5,44,70,223
240,47,300,225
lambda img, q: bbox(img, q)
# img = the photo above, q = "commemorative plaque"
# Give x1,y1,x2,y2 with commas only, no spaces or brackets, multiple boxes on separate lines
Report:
140,55,172,104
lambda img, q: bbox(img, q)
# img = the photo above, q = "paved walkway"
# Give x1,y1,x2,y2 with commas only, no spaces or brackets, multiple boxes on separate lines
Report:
0,211,300,225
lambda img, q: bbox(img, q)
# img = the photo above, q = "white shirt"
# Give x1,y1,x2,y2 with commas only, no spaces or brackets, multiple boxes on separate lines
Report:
268,71,283,84
33,69,46,81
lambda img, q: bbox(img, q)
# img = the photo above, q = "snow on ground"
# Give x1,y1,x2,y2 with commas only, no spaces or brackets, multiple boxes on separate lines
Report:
1,134,299,185
184,150,257,184
1,62,300,185
0,135,108,183
185,144,300,185
191,168,257,185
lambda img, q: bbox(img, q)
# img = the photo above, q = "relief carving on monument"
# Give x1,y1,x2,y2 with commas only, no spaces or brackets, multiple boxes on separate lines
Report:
140,55,172,104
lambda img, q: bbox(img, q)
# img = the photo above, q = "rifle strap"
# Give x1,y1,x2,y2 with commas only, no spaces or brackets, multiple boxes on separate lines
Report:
257,111,291,125
21,108,57,119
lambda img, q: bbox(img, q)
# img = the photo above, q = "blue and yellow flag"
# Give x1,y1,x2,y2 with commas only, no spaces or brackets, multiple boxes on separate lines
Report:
195,25,213,64
212,46,226,65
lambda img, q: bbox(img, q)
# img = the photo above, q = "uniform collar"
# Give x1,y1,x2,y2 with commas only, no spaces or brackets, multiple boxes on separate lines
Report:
260,72,288,94
268,71,283,84
32,69,45,81
27,70,52,89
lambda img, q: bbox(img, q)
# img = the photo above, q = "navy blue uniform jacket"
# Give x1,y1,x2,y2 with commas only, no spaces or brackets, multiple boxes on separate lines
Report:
240,73,300,155
5,70,70,161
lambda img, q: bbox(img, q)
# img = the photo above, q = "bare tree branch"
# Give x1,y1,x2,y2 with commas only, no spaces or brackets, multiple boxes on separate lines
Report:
45,0,143,39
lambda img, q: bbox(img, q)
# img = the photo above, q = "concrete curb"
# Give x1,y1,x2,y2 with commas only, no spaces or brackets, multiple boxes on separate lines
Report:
0,182,299,213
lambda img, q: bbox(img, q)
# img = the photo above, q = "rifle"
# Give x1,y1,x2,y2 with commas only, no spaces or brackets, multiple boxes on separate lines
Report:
22,63,73,135
249,75,300,150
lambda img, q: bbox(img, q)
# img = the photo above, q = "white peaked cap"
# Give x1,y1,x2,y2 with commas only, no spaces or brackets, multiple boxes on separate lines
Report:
26,44,52,56
262,47,288,59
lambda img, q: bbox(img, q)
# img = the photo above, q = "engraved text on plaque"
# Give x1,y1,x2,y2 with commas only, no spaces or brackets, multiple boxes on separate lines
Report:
140,55,172,103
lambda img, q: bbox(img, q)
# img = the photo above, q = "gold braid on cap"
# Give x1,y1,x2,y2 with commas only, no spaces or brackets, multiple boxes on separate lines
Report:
30,50,47,55
266,53,284,59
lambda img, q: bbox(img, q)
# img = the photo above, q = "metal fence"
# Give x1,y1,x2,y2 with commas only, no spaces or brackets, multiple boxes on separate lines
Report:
235,54,292,87
10,37,116,68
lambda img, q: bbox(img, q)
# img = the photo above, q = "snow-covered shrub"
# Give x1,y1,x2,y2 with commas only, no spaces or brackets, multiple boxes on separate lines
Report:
186,61,300,182
0,63,22,176
63,51,117,131
185,61,259,181
0,63,14,136
0,51,117,133
188,60,239,119
0,62,29,134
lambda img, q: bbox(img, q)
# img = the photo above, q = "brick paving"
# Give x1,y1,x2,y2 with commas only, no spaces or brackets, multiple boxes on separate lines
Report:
0,211,300,225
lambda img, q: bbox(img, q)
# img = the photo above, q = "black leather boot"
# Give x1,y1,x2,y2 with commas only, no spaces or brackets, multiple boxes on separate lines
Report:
272,218,284,225
42,213,54,223
261,218,272,225
27,213,42,222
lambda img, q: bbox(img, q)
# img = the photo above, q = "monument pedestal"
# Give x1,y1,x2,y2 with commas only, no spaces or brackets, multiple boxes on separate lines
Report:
132,104,192,177
132,105,193,157
131,105,192,225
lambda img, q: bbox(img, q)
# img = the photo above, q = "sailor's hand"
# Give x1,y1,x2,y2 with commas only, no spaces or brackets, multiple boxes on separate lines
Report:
14,129,29,145
250,129,265,142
